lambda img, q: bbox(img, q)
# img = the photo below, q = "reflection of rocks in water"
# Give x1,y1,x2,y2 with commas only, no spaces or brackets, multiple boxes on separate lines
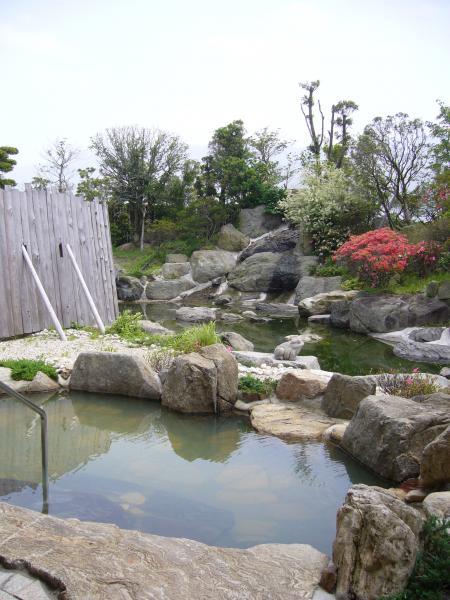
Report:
164,412,245,463
48,489,129,527
0,395,112,483
70,391,154,437
0,478,38,496
138,490,234,546
324,442,387,487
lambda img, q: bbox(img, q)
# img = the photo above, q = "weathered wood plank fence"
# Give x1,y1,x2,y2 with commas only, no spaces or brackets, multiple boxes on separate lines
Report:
0,187,118,339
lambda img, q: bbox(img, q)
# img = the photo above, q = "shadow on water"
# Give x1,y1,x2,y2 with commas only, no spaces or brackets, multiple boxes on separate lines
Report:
0,390,391,553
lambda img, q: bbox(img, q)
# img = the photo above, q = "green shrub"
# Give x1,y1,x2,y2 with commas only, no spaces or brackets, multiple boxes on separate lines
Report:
380,516,450,600
309,259,348,277
403,217,450,244
106,310,144,340
0,359,58,381
341,277,364,291
238,374,277,396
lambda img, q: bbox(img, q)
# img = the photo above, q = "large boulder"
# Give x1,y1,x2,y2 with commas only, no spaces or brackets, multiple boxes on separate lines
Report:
166,253,188,263
199,344,239,412
329,299,351,328
420,425,450,487
333,484,424,600
145,277,195,300
393,339,450,364
348,294,450,334
175,306,217,323
255,302,299,318
161,344,237,414
190,250,237,283
438,279,450,302
229,252,313,292
239,228,300,261
294,276,342,304
276,370,329,401
161,262,191,280
217,224,250,252
341,395,450,482
116,275,144,301
423,491,450,520
220,331,254,351
322,373,376,419
238,205,282,237
298,291,359,317
70,352,162,399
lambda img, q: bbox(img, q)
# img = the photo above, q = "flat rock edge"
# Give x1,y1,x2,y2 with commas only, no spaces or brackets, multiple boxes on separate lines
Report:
0,502,328,600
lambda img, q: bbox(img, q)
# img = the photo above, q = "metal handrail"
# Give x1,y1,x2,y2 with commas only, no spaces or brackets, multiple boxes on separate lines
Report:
0,380,49,512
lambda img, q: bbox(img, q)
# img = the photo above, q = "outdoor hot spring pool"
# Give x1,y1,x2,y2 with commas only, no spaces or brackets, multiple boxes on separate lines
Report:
0,391,389,554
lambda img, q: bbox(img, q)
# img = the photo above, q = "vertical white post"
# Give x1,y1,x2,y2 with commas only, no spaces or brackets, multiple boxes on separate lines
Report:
66,243,106,334
21,245,67,341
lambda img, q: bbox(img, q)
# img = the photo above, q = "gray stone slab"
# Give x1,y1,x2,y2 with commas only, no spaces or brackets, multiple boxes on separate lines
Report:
0,502,328,600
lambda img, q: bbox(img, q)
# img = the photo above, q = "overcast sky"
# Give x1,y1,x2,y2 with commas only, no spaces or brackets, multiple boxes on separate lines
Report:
2,0,449,185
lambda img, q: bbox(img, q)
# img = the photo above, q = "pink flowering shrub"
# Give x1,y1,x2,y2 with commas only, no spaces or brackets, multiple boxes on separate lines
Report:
378,370,441,398
408,240,443,276
333,228,442,286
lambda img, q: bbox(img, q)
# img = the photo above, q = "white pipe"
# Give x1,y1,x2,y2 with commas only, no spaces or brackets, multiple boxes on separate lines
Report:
21,245,67,341
66,243,106,334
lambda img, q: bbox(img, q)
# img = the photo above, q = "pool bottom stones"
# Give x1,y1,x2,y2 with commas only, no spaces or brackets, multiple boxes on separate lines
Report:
0,502,327,600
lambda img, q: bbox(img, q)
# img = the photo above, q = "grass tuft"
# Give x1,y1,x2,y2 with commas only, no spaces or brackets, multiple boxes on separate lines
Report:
0,358,58,381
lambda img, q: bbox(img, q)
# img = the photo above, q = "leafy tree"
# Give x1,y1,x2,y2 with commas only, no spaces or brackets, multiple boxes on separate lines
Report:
31,176,51,190
36,139,79,193
424,101,450,218
76,167,110,201
0,146,19,188
249,127,289,168
327,100,359,167
279,160,376,259
91,126,188,250
352,113,430,227
199,120,287,214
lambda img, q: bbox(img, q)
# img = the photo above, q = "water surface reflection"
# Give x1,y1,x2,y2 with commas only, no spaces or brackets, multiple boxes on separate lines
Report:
0,392,387,553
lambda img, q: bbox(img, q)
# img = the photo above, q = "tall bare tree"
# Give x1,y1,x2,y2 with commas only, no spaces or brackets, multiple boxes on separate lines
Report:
299,80,324,157
36,139,79,193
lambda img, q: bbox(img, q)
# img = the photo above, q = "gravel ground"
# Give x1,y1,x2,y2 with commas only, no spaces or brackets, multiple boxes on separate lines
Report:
0,329,158,370
0,329,319,381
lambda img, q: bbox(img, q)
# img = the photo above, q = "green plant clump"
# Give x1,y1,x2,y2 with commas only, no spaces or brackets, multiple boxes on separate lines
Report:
162,322,220,354
380,516,450,600
107,311,220,353
106,310,145,340
238,374,277,396
309,259,349,277
0,359,58,381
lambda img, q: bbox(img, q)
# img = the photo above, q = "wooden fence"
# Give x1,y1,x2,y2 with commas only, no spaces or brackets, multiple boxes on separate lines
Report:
0,187,118,339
